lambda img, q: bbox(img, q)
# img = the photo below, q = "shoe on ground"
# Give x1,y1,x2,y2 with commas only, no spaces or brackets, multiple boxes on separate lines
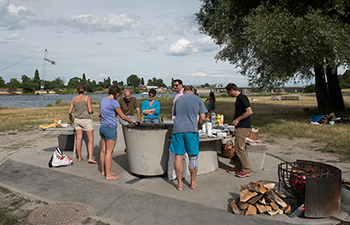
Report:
236,171,252,178
227,167,241,174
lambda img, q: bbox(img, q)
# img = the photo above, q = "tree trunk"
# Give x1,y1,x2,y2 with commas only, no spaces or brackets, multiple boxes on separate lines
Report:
314,66,330,112
326,65,345,112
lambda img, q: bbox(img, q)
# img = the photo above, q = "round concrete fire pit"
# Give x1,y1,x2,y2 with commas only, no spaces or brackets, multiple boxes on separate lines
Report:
123,124,172,176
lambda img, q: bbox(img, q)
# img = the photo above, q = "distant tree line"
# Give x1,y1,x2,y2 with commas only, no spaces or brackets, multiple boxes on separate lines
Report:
0,70,168,94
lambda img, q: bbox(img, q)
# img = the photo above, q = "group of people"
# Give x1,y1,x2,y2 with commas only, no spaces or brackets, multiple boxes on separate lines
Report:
68,79,253,187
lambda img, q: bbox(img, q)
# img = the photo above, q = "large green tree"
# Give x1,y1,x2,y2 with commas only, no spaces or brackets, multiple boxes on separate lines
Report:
7,78,21,93
196,0,350,112
126,74,140,87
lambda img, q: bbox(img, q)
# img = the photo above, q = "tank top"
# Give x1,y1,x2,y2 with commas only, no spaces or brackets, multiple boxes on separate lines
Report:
73,96,91,119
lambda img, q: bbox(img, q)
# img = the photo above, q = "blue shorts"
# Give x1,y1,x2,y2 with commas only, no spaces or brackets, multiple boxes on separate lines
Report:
169,132,199,156
208,104,215,110
99,125,118,140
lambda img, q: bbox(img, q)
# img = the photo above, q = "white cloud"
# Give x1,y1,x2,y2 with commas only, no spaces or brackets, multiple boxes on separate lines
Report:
0,32,24,43
99,73,109,78
140,35,170,44
167,37,217,56
57,14,143,33
186,72,229,78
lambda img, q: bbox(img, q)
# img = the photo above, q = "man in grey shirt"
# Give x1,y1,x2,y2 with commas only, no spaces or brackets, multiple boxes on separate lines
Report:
168,86,207,190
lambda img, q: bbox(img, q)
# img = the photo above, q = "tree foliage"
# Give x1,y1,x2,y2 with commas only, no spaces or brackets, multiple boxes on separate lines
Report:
196,0,350,112
127,74,140,87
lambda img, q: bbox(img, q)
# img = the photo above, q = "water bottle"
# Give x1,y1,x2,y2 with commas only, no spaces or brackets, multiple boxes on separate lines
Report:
211,111,216,125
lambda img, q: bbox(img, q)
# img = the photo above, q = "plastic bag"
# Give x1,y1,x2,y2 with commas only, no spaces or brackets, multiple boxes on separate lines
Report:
48,147,73,168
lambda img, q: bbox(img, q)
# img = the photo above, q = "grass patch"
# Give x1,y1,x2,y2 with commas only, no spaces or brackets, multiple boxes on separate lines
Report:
0,208,17,225
0,94,349,155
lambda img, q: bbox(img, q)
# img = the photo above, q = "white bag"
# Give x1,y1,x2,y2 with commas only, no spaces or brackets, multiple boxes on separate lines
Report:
48,147,73,168
167,152,187,180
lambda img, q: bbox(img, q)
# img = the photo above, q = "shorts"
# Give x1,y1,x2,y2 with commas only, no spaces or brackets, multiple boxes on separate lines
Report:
99,125,118,140
208,104,215,110
169,132,199,156
74,118,93,131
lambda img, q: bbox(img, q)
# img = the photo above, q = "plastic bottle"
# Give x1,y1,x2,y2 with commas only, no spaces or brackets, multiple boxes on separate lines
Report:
211,111,216,125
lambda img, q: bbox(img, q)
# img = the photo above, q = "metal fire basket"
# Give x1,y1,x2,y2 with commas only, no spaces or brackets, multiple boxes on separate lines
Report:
278,159,341,218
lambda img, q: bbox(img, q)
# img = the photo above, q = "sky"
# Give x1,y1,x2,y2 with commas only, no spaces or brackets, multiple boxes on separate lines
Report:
0,0,252,87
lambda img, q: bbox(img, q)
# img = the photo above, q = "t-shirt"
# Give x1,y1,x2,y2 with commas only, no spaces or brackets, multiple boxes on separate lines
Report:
172,88,184,120
117,97,139,115
141,100,160,119
172,94,208,134
100,98,120,128
234,93,251,128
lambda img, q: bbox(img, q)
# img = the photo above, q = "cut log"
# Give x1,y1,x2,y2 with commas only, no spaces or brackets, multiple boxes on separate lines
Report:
239,189,249,200
259,197,268,205
258,180,268,185
265,189,278,201
240,191,258,202
237,199,250,210
240,184,248,191
265,206,272,212
249,182,268,194
248,194,263,205
231,200,245,215
269,201,279,211
283,205,292,215
275,197,287,208
267,210,279,216
245,204,257,216
273,189,286,198
263,183,275,190
256,204,268,213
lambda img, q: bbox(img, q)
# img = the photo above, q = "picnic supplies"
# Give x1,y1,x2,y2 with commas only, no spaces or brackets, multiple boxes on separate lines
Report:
39,119,62,130
48,147,73,168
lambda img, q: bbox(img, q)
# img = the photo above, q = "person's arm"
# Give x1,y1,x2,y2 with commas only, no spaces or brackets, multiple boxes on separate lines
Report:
116,107,136,123
136,107,142,122
152,101,160,116
232,107,253,127
68,97,74,122
198,113,206,129
87,96,93,114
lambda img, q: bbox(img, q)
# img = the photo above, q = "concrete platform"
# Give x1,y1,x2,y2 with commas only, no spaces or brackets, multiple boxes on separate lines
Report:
0,140,350,224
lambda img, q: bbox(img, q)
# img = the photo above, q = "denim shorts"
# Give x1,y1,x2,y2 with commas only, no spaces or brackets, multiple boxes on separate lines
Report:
168,132,199,155
99,125,118,140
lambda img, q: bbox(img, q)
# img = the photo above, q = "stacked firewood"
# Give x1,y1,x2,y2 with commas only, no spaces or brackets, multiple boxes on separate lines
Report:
231,180,292,216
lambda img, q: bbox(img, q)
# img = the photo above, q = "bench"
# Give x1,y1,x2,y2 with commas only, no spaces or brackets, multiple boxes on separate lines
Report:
280,96,299,101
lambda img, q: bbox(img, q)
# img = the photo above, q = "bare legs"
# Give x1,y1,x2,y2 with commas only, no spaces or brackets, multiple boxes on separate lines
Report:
189,168,198,189
75,129,83,162
174,154,184,190
86,130,97,164
100,138,119,180
75,130,97,163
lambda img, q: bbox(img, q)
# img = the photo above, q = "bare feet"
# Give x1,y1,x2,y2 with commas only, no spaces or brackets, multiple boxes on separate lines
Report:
88,159,98,164
78,157,83,162
190,183,198,190
176,184,183,191
106,175,119,180
101,172,115,176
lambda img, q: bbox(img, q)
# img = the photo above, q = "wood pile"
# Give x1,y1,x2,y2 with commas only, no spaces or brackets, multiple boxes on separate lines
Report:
231,180,292,216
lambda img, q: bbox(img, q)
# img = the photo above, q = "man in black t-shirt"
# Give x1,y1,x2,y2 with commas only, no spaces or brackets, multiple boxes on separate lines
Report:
226,83,253,178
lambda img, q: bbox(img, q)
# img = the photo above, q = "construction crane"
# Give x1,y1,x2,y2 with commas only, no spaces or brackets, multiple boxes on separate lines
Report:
40,49,55,91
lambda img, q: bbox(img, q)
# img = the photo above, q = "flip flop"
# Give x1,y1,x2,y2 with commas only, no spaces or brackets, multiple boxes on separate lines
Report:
88,160,98,164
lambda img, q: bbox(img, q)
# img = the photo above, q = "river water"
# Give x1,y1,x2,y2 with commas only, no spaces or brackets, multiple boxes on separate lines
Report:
0,93,177,108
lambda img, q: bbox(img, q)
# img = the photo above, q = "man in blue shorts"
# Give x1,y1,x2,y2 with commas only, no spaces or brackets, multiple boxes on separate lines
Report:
169,86,207,190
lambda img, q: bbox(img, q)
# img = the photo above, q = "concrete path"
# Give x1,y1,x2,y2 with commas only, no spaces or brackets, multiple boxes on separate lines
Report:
0,144,350,225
